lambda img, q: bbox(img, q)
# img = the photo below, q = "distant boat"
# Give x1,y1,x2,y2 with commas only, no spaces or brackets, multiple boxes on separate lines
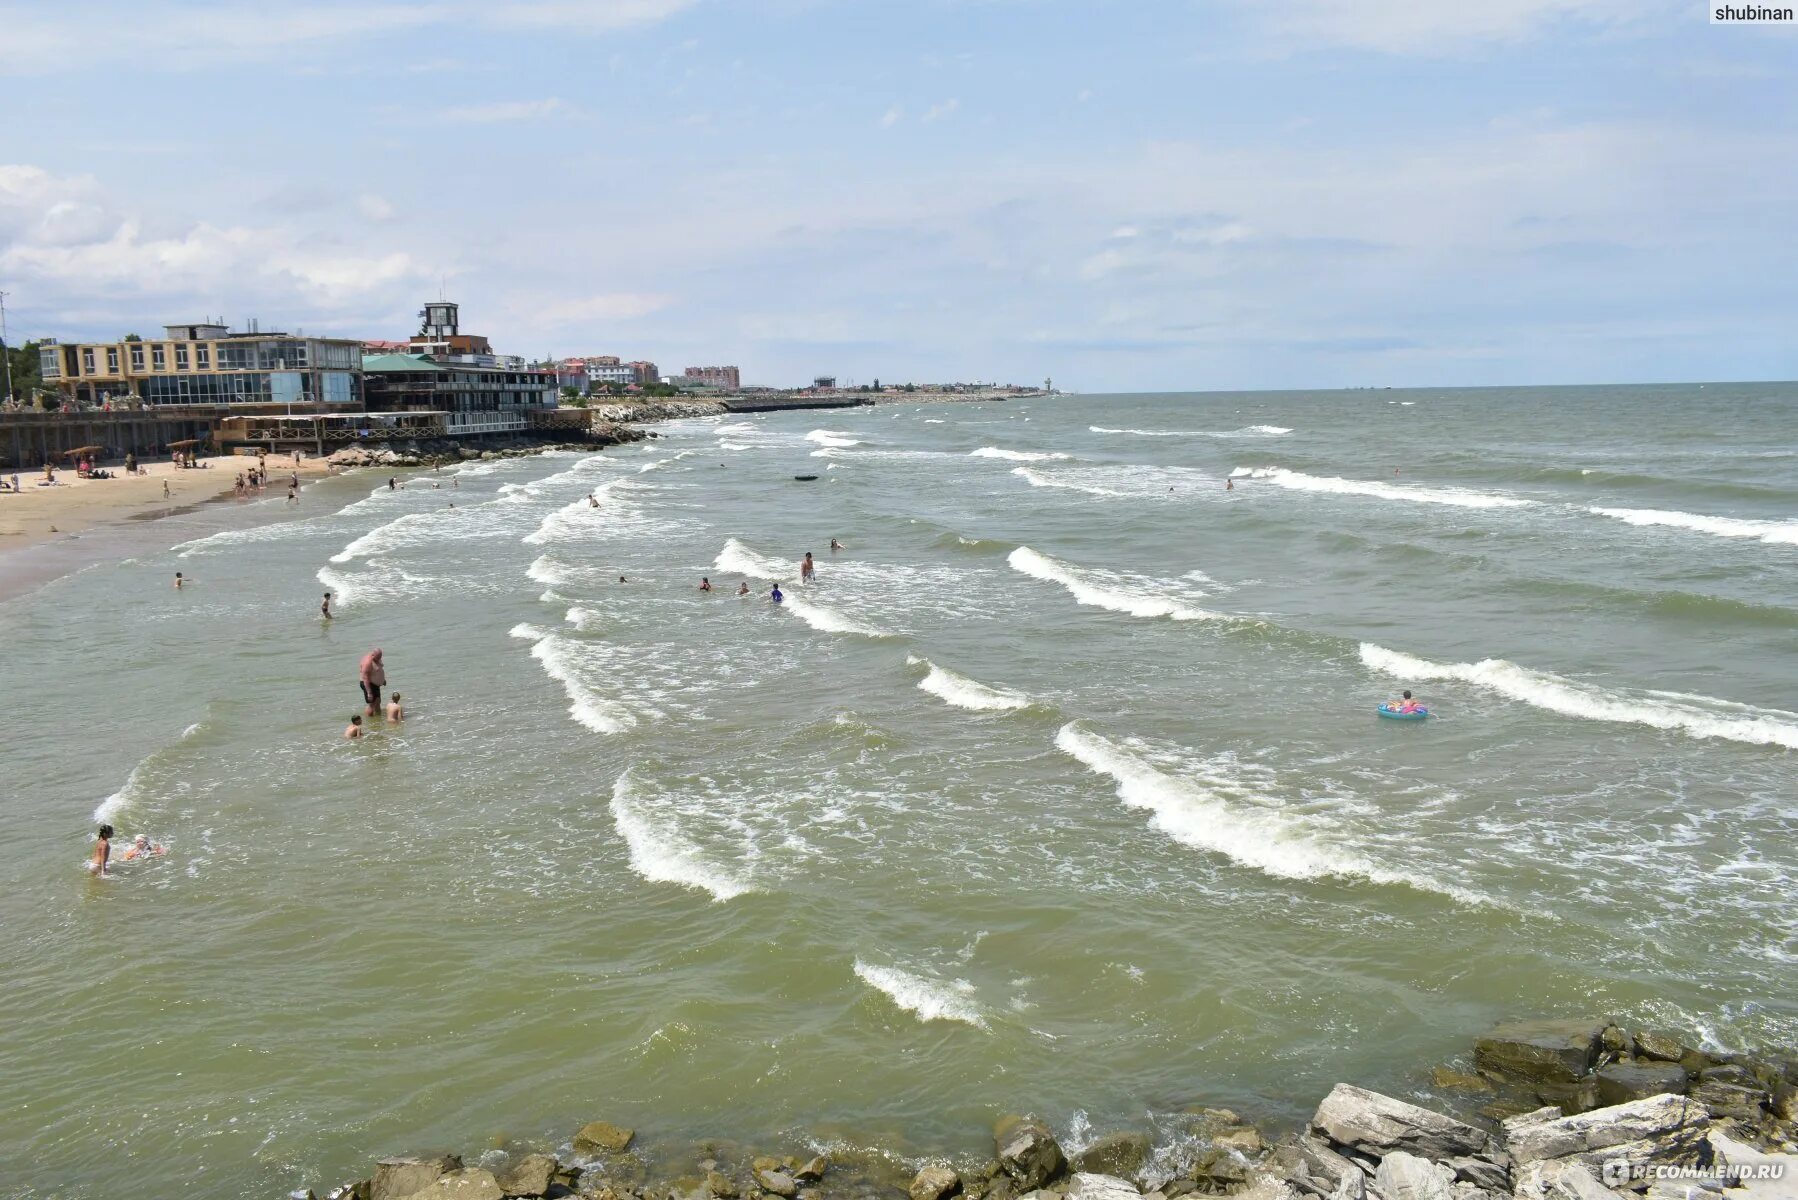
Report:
793,474,819,481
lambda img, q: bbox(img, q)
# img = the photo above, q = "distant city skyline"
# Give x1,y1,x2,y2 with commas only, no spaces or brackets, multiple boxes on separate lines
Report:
2,0,1795,390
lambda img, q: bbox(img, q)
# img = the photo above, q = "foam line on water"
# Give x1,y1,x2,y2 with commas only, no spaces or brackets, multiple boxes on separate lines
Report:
1012,466,1127,497
853,960,988,1029
784,593,891,638
511,624,635,734
1359,642,1798,749
714,537,793,580
907,655,1031,711
1056,723,1488,903
806,429,862,449
1587,507,1798,546
970,447,1071,462
1007,547,1223,621
1242,467,1532,509
92,721,207,823
609,772,754,901
1090,425,1293,438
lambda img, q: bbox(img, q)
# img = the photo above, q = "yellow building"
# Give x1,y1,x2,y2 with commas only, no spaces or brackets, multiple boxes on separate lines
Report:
40,321,364,410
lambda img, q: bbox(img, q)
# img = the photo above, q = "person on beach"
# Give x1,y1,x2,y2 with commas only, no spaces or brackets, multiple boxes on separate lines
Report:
345,715,364,740
770,584,784,604
737,581,750,596
386,693,404,723
321,592,333,620
699,577,712,591
174,572,184,589
122,834,166,861
163,479,171,499
801,553,816,583
90,824,115,876
359,649,386,716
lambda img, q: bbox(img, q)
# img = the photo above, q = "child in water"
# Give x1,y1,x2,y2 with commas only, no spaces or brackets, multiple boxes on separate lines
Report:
386,693,404,723
123,834,166,861
345,715,364,739
90,824,114,876
769,584,784,604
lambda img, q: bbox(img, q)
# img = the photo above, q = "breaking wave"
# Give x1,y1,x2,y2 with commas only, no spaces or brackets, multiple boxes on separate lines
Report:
853,960,987,1029
1587,507,1798,546
1241,467,1532,509
907,655,1031,711
609,772,754,901
1007,547,1223,622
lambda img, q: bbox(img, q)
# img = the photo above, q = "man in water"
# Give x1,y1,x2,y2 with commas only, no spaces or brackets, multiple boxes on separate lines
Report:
699,577,712,592
90,824,114,876
589,493,599,507
1226,478,1234,491
359,648,386,716
737,581,750,596
770,584,784,604
801,552,816,583
388,477,396,490
345,715,364,740
386,693,404,723
287,482,299,505
321,592,333,620
174,572,184,589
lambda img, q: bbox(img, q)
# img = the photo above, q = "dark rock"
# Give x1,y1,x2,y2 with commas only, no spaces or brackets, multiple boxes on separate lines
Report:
1445,1158,1509,1193
1599,1026,1633,1060
1691,1079,1767,1122
911,1166,962,1200
1595,1063,1689,1107
995,1117,1068,1191
1430,1067,1494,1095
1310,1084,1493,1160
575,1123,637,1156
1635,1033,1687,1063
1270,1134,1367,1196
1473,1020,1605,1086
372,1155,463,1200
1075,1134,1152,1181
497,1153,561,1198
795,1157,828,1183
1186,1149,1250,1195
708,1171,741,1198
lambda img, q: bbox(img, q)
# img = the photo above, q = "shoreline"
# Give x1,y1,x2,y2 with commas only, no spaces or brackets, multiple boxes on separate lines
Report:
298,1017,1798,1200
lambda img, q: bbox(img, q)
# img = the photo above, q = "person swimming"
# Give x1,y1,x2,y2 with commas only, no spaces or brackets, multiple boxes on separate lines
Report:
770,584,784,604
737,581,750,596
829,538,844,551
321,591,332,620
174,572,184,589
1226,478,1234,490
122,834,166,861
699,577,713,592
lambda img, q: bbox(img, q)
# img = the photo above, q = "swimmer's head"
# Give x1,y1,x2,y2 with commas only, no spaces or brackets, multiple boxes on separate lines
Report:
351,715,363,726
134,835,149,848
371,648,382,661
98,824,114,840
1402,690,1412,700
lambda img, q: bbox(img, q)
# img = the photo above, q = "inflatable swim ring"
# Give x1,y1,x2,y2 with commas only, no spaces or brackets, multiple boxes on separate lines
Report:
1377,704,1429,720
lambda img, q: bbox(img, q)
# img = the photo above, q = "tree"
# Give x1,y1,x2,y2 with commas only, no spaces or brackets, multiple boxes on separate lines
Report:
3,339,44,404
559,385,579,402
123,332,143,342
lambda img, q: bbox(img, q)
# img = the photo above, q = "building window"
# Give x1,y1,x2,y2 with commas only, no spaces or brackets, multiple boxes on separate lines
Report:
129,345,145,371
175,346,190,370
152,345,166,370
106,347,120,372
39,347,60,379
82,348,96,374
196,346,210,369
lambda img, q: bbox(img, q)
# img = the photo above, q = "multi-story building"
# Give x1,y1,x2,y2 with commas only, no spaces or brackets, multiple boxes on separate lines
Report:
38,321,363,408
683,365,741,390
361,300,555,435
589,362,638,388
628,361,659,387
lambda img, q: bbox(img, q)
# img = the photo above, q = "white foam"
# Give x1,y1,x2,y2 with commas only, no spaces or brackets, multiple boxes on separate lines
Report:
1056,723,1484,902
853,960,988,1029
513,624,635,734
1089,424,1292,438
315,565,360,608
1007,547,1222,621
93,760,150,823
806,429,862,449
1247,424,1293,435
1359,642,1798,749
1587,507,1798,546
714,537,793,580
1248,467,1532,509
970,447,1071,462
908,655,1031,711
714,421,756,434
1013,466,1127,497
173,520,316,557
1090,425,1184,437
609,772,754,901
784,593,890,638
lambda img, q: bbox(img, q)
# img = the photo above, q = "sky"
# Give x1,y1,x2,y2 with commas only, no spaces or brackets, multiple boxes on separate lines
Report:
1,0,1795,391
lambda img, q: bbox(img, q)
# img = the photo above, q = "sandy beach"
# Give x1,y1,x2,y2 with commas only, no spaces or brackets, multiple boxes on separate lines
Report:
0,453,335,552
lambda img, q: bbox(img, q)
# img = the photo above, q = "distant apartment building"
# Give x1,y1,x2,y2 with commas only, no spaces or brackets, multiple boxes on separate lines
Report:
684,365,741,390
629,361,659,386
38,321,363,408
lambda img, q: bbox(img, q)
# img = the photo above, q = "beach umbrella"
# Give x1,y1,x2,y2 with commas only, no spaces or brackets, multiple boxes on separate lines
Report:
61,445,104,458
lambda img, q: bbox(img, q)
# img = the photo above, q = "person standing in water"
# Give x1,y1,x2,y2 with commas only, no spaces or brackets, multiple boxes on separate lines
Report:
770,584,784,604
800,552,816,583
359,648,386,716
386,693,404,723
174,572,184,589
321,592,333,620
90,824,114,876
829,538,844,551
698,578,712,592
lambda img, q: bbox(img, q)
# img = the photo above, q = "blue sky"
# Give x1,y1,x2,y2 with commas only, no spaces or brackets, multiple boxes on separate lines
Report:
1,0,1795,390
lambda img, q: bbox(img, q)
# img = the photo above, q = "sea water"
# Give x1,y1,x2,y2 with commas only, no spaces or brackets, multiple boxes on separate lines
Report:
3,384,1795,1197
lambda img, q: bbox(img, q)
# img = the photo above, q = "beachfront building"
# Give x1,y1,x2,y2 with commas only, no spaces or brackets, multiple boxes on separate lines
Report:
361,355,555,436
37,322,364,409
684,365,741,390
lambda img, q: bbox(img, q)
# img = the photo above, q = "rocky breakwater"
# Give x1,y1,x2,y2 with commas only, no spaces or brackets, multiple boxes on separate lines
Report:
324,429,646,471
297,1020,1796,1200
588,400,730,424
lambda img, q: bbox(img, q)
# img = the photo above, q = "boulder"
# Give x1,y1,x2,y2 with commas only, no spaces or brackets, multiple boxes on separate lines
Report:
1502,1093,1710,1170
1066,1175,1141,1200
996,1117,1068,1191
1233,1176,1301,1200
1311,1084,1493,1160
574,1122,636,1156
1595,1064,1689,1108
1633,1034,1687,1064
1432,1068,1495,1095
751,1167,797,1198
1373,1153,1455,1200
1445,1158,1509,1194
1475,1022,1606,1087
1076,1134,1153,1181
1515,1161,1619,1200
708,1171,740,1198
912,1166,963,1200
1270,1134,1368,1196
497,1153,561,1198
1689,1080,1767,1123
795,1157,829,1183
1329,1173,1365,1200
1187,1148,1251,1195
411,1170,504,1200
372,1155,463,1200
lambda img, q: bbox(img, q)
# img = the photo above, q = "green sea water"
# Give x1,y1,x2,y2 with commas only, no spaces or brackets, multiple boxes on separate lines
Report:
3,385,1795,1198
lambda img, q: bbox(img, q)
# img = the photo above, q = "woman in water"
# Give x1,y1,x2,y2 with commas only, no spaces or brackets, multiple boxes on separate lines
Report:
90,824,114,876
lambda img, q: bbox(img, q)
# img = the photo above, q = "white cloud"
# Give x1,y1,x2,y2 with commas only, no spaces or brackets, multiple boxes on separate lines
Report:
879,106,904,129
922,98,961,122
356,194,397,222
439,98,569,123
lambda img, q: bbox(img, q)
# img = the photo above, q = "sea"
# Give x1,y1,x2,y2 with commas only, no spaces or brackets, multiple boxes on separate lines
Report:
3,384,1795,1198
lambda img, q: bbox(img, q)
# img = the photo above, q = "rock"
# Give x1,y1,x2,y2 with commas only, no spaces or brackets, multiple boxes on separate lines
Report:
708,1171,741,1198
372,1155,463,1200
1214,1130,1265,1156
1311,1084,1494,1160
574,1122,636,1156
497,1153,561,1198
1432,1068,1496,1095
1595,1064,1690,1107
1374,1153,1456,1200
1446,1158,1509,1194
1065,1174,1141,1200
912,1166,963,1200
1517,1161,1619,1200
1475,1021,1606,1087
1599,1027,1633,1060
751,1168,797,1198
795,1157,828,1183
1187,1149,1251,1195
996,1117,1068,1191
1502,1093,1710,1170
412,1170,504,1200
1076,1134,1153,1181
1635,1034,1688,1064
1328,1173,1364,1200
1233,1176,1300,1200
1690,1080,1767,1123
1271,1134,1369,1196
